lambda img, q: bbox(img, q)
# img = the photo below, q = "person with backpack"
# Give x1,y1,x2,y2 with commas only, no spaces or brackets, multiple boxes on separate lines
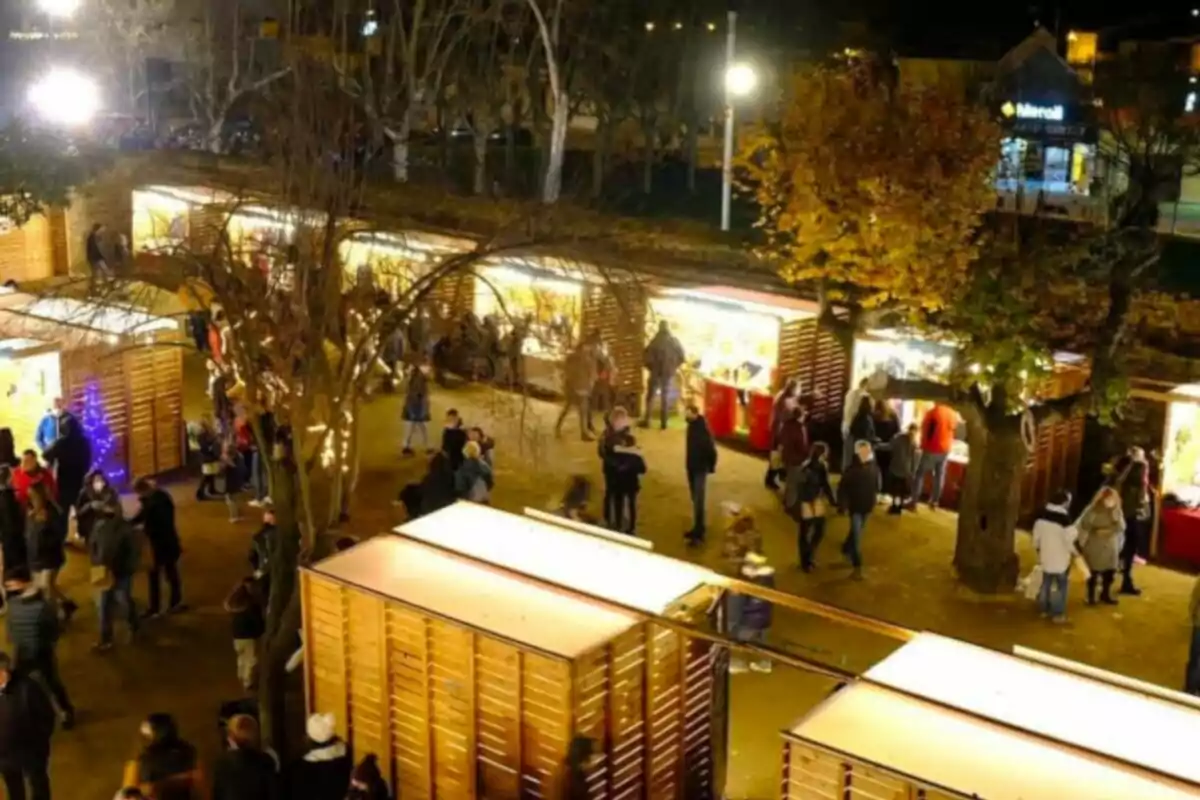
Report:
911,403,959,510
641,321,686,430
785,442,836,572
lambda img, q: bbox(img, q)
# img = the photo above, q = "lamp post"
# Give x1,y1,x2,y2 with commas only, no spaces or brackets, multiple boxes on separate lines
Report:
28,68,100,127
721,12,757,232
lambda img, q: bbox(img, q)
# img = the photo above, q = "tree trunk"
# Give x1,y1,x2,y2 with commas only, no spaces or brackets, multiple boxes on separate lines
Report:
954,411,1026,593
685,121,699,194
259,461,302,752
473,130,489,195
641,126,655,195
542,93,568,203
393,110,412,182
591,119,611,199
207,113,227,154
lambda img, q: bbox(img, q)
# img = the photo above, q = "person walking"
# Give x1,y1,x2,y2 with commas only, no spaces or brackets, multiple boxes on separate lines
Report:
195,420,222,502
89,506,140,652
76,469,121,545
785,442,835,572
42,398,90,523
401,362,432,456
287,712,352,800
211,714,280,800
911,402,958,510
641,321,685,430
24,483,73,621
764,379,799,490
556,333,601,442
1186,573,1200,696
454,441,494,503
1077,487,1124,607
886,423,919,514
86,223,110,277
224,577,265,691
131,479,184,618
4,568,73,730
837,441,880,580
0,650,56,800
1114,447,1151,596
840,378,870,471
125,713,204,799
684,404,718,545
1031,490,1079,624
218,441,245,523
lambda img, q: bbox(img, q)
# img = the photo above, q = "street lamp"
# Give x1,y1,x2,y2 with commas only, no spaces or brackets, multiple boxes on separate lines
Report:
721,11,757,232
28,68,101,127
36,0,81,17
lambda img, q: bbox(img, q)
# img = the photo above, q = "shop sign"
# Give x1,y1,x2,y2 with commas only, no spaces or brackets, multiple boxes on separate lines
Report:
1001,101,1065,122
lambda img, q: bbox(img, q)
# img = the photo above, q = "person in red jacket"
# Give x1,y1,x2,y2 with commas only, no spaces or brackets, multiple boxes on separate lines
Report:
12,451,56,507
912,403,959,510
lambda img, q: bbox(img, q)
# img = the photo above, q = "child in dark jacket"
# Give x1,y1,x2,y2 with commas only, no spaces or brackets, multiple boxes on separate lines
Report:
224,578,266,691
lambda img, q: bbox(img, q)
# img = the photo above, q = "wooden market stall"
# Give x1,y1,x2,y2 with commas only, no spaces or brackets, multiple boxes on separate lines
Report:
851,330,1088,519
1156,382,1200,568
131,185,234,254
0,208,68,283
0,292,184,484
647,286,848,448
780,682,1199,800
0,338,64,451
393,503,726,798
338,230,468,297
302,533,720,800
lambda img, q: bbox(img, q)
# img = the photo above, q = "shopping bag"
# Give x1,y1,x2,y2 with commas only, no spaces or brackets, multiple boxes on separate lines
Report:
1071,553,1091,581
1021,565,1043,601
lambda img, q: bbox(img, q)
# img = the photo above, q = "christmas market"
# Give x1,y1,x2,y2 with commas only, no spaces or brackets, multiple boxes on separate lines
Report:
130,184,233,254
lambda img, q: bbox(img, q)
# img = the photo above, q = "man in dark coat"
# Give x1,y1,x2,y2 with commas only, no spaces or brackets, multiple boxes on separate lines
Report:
41,398,90,524
3,568,72,729
837,441,881,581
641,321,686,430
0,468,25,574
89,514,141,651
684,405,718,545
85,222,109,277
0,650,56,800
131,479,184,617
212,714,280,800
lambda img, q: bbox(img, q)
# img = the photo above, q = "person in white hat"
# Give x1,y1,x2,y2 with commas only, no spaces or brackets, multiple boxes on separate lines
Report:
285,712,351,800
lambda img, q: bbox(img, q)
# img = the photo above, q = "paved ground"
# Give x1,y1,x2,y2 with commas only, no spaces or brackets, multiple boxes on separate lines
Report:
28,359,1200,799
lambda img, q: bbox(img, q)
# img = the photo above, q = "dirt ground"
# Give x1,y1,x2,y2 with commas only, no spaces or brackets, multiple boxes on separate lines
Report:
30,360,1200,799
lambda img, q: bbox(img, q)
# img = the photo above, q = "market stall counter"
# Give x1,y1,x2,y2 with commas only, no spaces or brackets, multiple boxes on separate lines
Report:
1158,382,1200,567
648,286,848,447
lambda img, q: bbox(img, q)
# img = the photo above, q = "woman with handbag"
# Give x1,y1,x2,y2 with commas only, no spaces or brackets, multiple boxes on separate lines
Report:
785,442,835,573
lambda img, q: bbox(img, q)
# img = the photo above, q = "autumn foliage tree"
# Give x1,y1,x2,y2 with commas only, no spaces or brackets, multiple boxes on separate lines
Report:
739,59,1002,329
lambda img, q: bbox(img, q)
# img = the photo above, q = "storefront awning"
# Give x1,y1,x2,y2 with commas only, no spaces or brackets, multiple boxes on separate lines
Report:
658,285,818,322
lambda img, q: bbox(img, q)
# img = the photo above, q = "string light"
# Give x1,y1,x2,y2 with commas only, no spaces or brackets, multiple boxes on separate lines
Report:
80,381,124,485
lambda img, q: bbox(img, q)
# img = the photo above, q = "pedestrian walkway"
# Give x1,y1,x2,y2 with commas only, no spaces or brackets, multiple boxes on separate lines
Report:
19,372,1198,799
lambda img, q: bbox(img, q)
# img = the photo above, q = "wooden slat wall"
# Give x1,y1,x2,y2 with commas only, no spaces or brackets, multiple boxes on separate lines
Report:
62,348,128,483
608,628,647,800
778,319,850,424
306,577,578,800
432,272,477,323
0,215,57,284
152,347,184,474
645,625,684,800
126,349,158,481
679,636,716,799
783,743,966,800
1020,411,1086,523
573,647,611,799
581,283,648,413
189,204,227,254
48,208,70,277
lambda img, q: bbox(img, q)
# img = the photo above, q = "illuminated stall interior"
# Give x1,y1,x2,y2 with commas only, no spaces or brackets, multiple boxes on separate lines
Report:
226,205,306,290
1159,384,1200,567
0,339,63,453
131,185,232,253
338,231,464,297
0,291,184,484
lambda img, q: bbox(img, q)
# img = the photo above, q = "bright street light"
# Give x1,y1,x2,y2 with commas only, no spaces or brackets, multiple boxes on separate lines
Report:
725,63,758,97
37,0,81,17
28,68,101,126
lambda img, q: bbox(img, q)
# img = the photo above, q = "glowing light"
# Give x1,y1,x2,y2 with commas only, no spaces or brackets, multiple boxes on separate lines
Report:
28,68,100,126
725,63,758,97
81,381,124,485
644,21,655,31
706,21,716,31
37,0,80,17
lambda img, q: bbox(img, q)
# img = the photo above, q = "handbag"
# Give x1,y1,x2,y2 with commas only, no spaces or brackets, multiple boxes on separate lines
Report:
90,564,113,590
1022,565,1043,601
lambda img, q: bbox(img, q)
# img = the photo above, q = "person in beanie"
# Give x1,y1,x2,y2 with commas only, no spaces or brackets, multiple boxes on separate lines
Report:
131,478,184,618
0,650,56,800
684,404,718,545
287,712,352,800
345,754,391,800
3,568,73,730
836,440,880,581
1032,489,1079,624
224,577,265,691
211,714,280,800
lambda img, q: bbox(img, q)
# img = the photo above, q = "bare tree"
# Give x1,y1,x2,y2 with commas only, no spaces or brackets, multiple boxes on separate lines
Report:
524,0,567,203
443,0,510,195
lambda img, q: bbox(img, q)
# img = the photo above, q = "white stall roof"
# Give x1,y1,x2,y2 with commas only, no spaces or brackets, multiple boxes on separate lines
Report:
658,285,818,321
309,535,641,659
395,503,713,615
785,683,1199,800
866,633,1200,787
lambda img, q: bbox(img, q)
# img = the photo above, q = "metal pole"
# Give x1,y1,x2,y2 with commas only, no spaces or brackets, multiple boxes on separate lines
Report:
720,10,736,232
